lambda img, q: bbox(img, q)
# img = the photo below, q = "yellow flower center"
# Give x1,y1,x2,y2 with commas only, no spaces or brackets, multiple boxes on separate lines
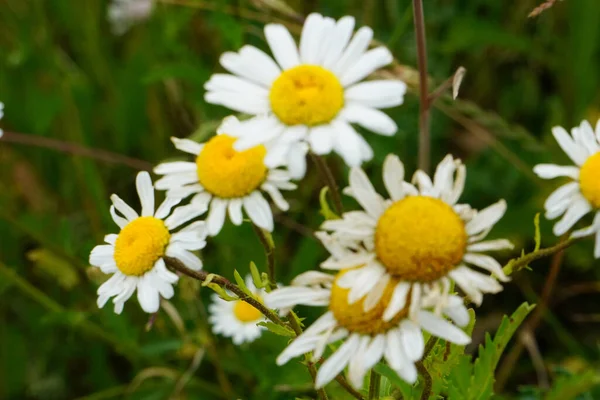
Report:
114,217,171,276
196,135,267,198
579,152,600,208
329,270,409,335
233,299,263,323
375,196,467,282
269,65,344,126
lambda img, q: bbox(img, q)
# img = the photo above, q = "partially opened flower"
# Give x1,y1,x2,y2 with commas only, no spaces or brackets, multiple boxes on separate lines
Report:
89,172,207,314
265,270,471,389
318,154,511,320
154,116,296,236
204,13,406,178
209,275,267,345
108,0,154,35
534,119,600,257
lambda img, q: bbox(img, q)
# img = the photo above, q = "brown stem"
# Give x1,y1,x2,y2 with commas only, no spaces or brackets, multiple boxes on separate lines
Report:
251,223,277,289
416,361,432,400
310,153,343,215
1,131,152,171
412,0,430,174
164,257,287,328
336,376,365,400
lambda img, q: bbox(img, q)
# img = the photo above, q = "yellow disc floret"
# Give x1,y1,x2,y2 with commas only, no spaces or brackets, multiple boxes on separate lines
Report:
269,65,344,126
196,135,267,198
233,299,263,322
375,196,467,282
114,217,171,276
329,270,409,335
579,152,600,208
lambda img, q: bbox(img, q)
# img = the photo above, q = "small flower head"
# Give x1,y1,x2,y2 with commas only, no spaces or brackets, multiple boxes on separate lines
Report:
108,0,154,35
534,119,600,257
204,13,407,178
154,116,296,236
208,275,267,345
89,171,207,314
265,270,470,389
318,154,511,319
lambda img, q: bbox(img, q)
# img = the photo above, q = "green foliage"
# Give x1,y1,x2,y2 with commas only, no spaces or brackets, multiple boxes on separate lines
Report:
448,303,536,400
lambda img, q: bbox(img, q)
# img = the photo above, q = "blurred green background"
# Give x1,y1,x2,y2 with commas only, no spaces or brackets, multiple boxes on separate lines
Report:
1,0,600,399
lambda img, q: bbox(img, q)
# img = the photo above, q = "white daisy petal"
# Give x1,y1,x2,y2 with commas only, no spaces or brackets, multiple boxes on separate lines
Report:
110,194,139,221
340,104,397,136
383,282,411,322
551,125,588,166
315,333,360,389
264,24,301,70
400,320,425,361
110,205,128,229
136,171,155,217
467,239,514,252
261,182,289,211
243,192,274,232
383,154,406,201
322,16,355,69
333,26,373,76
166,244,203,271
137,275,160,313
299,13,325,64
207,198,228,236
153,161,197,175
227,198,244,225
553,197,592,236
465,200,507,235
533,164,580,180
345,80,407,109
418,310,471,345
340,47,393,87
171,137,203,155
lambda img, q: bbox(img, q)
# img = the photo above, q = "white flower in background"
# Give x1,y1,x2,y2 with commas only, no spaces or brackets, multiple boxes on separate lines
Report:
318,154,511,320
0,102,4,138
108,0,154,35
209,275,267,345
534,119,600,257
204,13,407,178
154,116,296,236
89,172,207,314
265,270,471,389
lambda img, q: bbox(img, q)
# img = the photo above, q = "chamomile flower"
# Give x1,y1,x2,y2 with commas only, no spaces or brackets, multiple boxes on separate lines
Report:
204,13,406,178
89,172,207,314
534,119,600,257
154,116,296,236
265,270,471,389
0,102,4,138
108,0,154,35
208,275,267,345
318,154,511,320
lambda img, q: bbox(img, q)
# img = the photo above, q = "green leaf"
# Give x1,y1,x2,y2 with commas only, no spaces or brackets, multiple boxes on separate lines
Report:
234,269,253,297
545,370,600,400
374,363,416,399
533,213,541,251
257,321,295,337
319,187,340,220
468,302,536,400
249,261,267,289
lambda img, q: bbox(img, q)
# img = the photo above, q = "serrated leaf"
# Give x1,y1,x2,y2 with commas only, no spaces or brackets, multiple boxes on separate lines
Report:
374,363,416,399
545,370,600,400
468,302,536,400
257,321,295,337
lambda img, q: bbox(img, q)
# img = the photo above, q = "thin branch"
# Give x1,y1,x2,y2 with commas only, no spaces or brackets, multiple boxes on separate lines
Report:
1,131,152,171
335,376,365,400
164,257,287,328
251,223,277,289
503,236,578,276
412,0,430,174
310,152,343,215
529,0,561,18
416,361,432,400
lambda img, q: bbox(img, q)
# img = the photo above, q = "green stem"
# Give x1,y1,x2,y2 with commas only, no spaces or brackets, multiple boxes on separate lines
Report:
310,153,343,215
368,369,381,399
503,237,581,276
251,223,277,289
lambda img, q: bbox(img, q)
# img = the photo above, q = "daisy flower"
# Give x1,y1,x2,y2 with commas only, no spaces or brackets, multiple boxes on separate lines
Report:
533,119,600,257
0,102,4,138
89,171,207,314
318,154,511,321
154,116,296,236
208,274,268,345
204,13,407,178
265,270,471,389
108,0,154,35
